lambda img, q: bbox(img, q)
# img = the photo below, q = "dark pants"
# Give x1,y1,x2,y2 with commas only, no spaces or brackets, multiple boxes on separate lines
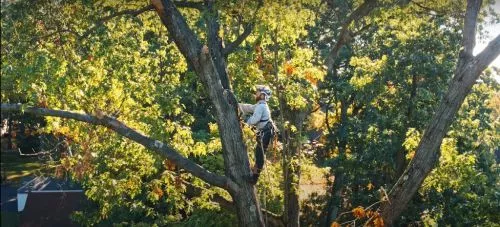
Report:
255,123,274,173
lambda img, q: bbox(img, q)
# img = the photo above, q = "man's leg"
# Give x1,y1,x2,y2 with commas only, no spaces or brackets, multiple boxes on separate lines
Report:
254,134,265,173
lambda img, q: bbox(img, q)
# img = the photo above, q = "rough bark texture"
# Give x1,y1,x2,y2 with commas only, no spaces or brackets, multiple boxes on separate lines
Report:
152,0,265,226
380,0,500,224
205,0,231,89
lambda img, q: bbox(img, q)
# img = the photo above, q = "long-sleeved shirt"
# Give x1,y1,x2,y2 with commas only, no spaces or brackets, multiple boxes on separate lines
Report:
238,100,272,130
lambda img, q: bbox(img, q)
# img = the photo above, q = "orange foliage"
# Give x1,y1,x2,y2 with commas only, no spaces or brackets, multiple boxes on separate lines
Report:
153,186,164,198
352,206,365,219
284,62,295,75
373,216,384,227
163,159,176,171
305,70,317,85
330,222,340,227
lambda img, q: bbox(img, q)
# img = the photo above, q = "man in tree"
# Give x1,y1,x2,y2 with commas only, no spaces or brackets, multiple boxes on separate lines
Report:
239,85,275,184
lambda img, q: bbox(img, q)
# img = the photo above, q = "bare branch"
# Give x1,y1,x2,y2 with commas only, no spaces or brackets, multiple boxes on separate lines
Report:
325,0,378,69
222,0,264,56
0,104,234,191
80,4,155,39
30,29,80,43
223,22,254,56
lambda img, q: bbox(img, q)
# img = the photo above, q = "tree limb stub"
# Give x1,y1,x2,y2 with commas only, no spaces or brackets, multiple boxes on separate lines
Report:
0,104,233,191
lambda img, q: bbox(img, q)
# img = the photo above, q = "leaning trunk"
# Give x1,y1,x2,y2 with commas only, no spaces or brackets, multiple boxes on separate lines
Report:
381,0,500,223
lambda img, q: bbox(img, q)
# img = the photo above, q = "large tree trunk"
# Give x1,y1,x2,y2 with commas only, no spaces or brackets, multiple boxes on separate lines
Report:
197,51,264,226
380,0,500,224
153,0,267,225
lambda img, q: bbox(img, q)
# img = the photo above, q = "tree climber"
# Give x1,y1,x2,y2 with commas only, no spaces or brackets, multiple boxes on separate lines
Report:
239,85,276,184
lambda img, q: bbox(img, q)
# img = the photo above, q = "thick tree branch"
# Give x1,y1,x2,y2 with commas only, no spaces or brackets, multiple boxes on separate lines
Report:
222,0,264,56
151,0,203,69
205,0,231,89
222,22,254,56
380,0,500,224
473,33,500,73
0,104,235,191
461,0,481,57
325,0,378,69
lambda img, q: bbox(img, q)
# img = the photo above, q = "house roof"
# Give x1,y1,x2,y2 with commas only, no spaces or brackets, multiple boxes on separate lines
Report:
19,191,84,227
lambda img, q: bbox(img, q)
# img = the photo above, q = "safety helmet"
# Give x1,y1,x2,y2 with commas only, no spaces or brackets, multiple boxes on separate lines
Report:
255,85,272,101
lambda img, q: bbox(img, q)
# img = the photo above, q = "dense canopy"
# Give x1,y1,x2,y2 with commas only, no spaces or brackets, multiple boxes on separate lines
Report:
1,0,499,226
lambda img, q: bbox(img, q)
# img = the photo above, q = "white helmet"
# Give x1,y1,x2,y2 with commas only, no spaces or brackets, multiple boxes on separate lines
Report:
256,85,272,101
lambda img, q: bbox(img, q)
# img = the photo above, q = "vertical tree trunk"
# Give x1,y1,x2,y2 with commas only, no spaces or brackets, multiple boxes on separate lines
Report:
322,98,349,226
198,42,265,227
322,171,344,227
152,0,266,225
395,74,418,178
282,110,306,227
381,0,500,224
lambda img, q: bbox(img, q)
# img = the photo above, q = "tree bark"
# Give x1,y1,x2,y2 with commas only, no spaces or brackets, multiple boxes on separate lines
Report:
380,0,500,224
205,0,231,89
0,104,233,189
322,171,344,226
151,0,265,225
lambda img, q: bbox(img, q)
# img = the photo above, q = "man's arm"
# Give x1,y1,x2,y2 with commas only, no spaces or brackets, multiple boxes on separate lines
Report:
238,103,255,116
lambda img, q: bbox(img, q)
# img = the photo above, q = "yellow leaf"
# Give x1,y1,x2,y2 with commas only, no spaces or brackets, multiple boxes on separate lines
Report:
367,182,374,190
